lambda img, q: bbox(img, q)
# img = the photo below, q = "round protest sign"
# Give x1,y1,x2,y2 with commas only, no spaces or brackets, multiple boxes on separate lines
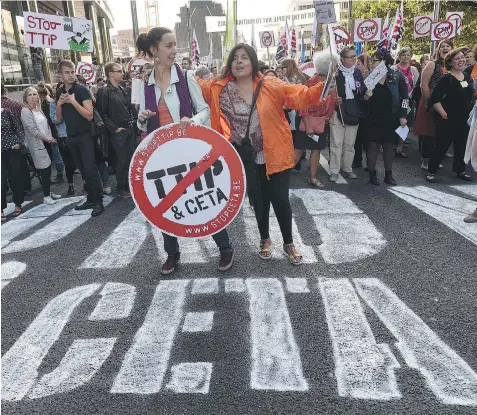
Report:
260,31,273,48
414,16,432,36
127,58,150,73
333,26,351,45
447,13,462,31
433,20,454,40
76,62,96,83
356,19,379,42
129,124,246,238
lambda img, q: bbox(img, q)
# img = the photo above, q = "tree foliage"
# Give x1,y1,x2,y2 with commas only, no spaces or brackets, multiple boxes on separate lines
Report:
351,0,477,55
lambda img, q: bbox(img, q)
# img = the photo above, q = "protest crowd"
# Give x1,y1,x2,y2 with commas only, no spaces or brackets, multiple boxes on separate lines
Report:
2,20,477,275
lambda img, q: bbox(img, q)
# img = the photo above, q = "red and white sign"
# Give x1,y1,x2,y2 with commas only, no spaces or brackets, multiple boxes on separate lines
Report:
259,31,275,48
127,58,151,73
354,18,382,42
431,20,457,41
413,14,433,39
331,25,351,52
76,62,96,83
445,11,464,34
130,124,246,238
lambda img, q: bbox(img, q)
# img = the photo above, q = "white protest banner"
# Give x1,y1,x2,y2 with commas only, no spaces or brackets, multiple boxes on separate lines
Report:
320,62,334,101
413,14,433,39
129,124,246,238
445,12,464,35
330,24,351,52
76,62,96,83
23,12,93,52
259,31,275,48
354,18,382,42
431,20,457,41
364,61,388,90
131,79,142,105
313,0,337,24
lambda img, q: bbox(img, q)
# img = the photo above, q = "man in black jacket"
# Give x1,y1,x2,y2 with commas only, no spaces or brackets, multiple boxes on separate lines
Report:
96,62,136,198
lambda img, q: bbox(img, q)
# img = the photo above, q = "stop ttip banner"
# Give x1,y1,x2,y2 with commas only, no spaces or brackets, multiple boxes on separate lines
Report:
353,18,382,42
430,20,457,41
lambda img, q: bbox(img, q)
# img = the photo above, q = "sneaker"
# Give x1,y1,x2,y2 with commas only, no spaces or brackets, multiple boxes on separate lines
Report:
103,186,112,195
118,190,132,198
421,162,428,171
75,200,94,211
218,248,235,271
67,185,76,195
43,196,56,205
50,192,62,200
91,204,104,217
346,172,358,179
161,254,180,275
329,173,339,182
426,174,437,183
464,209,477,223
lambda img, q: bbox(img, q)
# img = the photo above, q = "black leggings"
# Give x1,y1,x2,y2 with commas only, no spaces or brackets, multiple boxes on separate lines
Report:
38,166,51,197
255,165,293,245
367,142,395,173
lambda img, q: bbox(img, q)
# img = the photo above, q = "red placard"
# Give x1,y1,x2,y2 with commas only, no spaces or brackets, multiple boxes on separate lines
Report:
129,124,246,238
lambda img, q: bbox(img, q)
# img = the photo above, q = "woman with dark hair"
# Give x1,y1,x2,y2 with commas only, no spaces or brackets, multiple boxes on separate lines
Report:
198,43,325,265
264,69,279,78
364,48,408,186
426,48,474,183
281,59,308,85
414,39,453,170
136,27,234,275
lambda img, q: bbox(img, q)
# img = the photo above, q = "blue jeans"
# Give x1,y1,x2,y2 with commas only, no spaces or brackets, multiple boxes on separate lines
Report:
51,142,64,176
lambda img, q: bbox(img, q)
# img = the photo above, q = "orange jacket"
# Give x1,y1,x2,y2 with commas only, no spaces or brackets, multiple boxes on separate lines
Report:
198,73,324,176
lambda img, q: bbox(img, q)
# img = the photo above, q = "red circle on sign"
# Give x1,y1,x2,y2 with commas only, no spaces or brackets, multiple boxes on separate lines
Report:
261,31,273,47
414,16,432,36
77,63,95,83
129,124,246,238
433,20,454,40
357,19,379,41
333,26,351,44
447,13,462,30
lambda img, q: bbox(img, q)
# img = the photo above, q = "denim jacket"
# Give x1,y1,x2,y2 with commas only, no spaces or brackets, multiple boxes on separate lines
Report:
49,101,67,138
386,68,409,118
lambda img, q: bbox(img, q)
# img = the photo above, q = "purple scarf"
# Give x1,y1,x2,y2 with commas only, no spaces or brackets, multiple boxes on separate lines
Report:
145,63,193,134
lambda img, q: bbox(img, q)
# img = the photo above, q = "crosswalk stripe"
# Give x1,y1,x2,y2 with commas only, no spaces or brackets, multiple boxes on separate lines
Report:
451,184,477,199
319,154,348,184
1,261,27,290
3,201,32,216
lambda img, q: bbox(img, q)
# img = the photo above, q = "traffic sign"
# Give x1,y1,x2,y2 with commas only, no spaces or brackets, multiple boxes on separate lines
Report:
413,14,433,39
129,124,246,238
259,31,275,48
354,18,382,42
76,62,96,83
431,20,457,41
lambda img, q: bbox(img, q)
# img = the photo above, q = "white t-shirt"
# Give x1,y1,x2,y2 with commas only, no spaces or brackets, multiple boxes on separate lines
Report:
33,110,49,136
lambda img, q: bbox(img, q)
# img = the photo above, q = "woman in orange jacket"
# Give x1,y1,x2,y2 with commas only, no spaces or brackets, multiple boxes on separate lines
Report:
199,43,324,265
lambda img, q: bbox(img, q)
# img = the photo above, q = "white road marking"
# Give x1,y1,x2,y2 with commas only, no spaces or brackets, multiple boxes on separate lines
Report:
247,278,309,391
1,261,27,290
285,278,310,293
191,278,219,295
319,278,401,400
3,201,32,216
1,284,101,401
165,362,213,394
451,185,477,199
182,312,215,332
89,283,136,321
111,280,189,394
2,197,113,254
27,338,116,399
80,210,149,269
354,278,477,406
292,189,386,264
224,278,246,293
390,186,477,245
1,218,44,248
151,227,207,264
319,154,348,184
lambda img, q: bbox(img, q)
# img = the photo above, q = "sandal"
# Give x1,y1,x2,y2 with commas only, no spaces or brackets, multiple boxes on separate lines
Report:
259,239,272,260
426,174,437,183
12,207,22,217
283,243,303,265
309,177,325,189
457,173,473,182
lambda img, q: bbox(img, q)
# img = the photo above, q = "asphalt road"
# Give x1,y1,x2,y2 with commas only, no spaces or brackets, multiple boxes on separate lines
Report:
2,137,477,415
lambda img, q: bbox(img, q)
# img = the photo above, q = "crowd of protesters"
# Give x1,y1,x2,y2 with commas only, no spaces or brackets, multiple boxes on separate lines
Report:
2,27,477,273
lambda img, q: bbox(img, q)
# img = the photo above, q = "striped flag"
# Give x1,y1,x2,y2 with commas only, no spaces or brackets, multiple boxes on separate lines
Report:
191,28,200,66
290,21,297,59
390,0,404,55
382,12,390,40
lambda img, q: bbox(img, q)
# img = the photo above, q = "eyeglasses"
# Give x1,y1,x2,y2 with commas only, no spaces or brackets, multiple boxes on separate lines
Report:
111,70,123,74
344,55,357,60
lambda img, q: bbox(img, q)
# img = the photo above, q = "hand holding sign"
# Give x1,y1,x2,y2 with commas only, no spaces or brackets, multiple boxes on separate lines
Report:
138,109,157,123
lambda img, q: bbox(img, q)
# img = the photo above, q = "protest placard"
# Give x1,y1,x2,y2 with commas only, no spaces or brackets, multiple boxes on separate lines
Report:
354,18,382,42
364,61,388,90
